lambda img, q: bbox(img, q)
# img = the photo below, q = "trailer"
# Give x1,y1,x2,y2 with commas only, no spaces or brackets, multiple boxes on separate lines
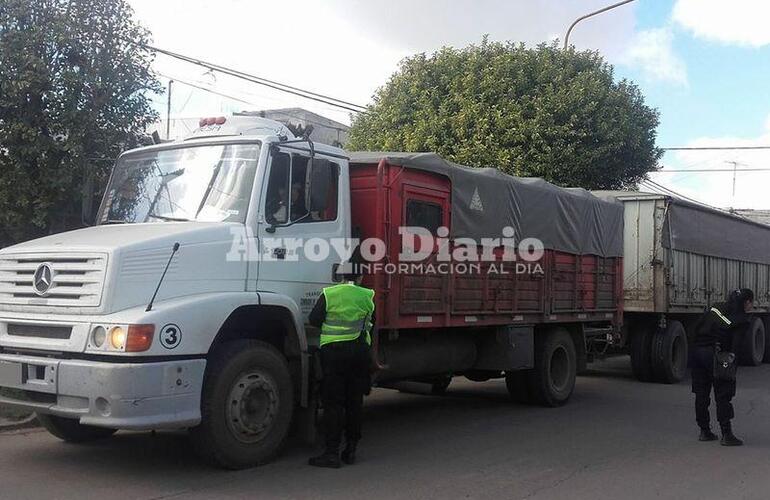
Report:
594,191,770,383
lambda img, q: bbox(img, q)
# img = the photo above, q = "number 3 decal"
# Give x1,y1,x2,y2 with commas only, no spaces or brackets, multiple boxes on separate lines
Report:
160,323,182,349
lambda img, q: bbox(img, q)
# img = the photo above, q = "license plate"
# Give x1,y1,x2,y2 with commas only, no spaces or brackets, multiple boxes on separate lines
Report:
0,361,22,386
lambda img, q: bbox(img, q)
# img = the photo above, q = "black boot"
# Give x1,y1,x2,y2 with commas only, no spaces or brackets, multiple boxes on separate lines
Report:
341,441,358,465
308,449,341,468
699,428,718,441
720,423,744,447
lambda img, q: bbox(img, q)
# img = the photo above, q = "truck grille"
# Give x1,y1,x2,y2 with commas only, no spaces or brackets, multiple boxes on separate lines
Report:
0,253,107,307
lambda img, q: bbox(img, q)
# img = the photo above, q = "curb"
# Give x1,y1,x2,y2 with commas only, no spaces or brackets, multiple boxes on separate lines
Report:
0,414,39,432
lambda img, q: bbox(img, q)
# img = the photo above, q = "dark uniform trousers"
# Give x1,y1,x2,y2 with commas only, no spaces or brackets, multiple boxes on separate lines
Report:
321,339,370,450
691,345,736,428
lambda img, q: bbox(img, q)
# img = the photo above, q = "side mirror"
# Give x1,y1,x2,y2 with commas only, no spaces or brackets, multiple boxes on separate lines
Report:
308,159,331,212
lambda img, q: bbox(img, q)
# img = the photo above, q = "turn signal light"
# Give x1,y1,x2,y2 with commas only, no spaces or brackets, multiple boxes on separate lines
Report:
125,324,155,352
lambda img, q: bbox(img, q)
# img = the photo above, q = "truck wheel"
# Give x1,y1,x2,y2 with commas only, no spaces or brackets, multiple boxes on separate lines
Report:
37,414,116,443
191,340,294,469
650,321,687,384
764,318,770,364
526,328,576,407
738,317,765,367
504,370,532,404
430,376,452,395
630,324,654,382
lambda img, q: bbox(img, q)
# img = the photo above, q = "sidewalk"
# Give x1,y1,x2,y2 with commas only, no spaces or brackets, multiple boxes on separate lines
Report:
0,412,37,431
0,393,38,431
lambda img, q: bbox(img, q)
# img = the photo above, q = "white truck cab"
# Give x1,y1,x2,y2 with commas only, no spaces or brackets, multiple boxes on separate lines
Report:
0,116,349,468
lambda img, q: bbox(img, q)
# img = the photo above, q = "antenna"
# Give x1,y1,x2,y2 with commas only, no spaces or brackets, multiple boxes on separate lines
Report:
726,160,747,208
146,242,180,312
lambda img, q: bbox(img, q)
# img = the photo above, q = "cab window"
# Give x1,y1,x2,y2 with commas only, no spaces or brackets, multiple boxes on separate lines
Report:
264,151,339,224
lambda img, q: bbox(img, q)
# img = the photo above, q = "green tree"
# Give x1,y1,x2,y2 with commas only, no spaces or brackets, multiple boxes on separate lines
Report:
348,40,662,190
0,0,160,246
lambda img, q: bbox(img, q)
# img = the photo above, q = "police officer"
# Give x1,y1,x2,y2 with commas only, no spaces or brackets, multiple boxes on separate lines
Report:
691,288,753,446
307,259,374,468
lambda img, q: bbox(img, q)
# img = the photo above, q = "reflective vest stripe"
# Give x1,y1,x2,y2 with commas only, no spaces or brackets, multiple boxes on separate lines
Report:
323,318,367,331
711,307,732,326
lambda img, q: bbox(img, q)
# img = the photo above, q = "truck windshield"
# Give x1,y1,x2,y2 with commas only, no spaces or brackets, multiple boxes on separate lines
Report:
98,142,261,224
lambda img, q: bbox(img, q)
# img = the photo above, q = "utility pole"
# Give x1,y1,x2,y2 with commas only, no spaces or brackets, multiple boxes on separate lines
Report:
564,0,637,50
166,79,173,140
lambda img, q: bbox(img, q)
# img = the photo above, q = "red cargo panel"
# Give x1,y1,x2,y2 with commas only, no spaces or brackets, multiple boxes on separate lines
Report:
350,159,622,331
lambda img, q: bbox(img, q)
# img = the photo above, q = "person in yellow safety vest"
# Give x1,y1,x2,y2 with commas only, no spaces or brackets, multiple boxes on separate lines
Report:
307,259,374,468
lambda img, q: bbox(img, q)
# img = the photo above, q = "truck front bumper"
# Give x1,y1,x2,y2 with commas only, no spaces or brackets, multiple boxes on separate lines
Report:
0,353,205,430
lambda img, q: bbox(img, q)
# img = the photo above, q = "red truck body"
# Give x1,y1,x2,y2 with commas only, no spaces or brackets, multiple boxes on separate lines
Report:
349,157,623,332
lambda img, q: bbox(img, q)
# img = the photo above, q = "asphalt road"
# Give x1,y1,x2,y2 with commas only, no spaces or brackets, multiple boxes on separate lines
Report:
2,357,770,500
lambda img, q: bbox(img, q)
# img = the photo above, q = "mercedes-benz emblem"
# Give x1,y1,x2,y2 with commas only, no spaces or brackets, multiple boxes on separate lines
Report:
33,263,54,296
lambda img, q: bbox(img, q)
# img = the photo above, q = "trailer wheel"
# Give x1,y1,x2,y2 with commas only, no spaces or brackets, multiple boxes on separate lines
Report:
764,318,770,364
37,414,116,443
526,328,577,407
651,321,688,384
630,324,654,383
738,317,765,367
190,340,294,469
504,370,532,404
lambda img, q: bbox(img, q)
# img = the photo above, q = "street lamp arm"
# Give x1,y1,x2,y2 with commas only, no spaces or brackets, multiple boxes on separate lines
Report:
563,0,636,50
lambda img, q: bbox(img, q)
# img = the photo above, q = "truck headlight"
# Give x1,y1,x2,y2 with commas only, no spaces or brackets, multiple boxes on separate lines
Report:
109,326,126,350
88,324,155,353
91,326,107,348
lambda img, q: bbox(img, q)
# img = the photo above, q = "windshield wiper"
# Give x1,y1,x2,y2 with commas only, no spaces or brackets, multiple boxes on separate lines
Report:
102,219,129,225
195,160,224,218
148,213,191,222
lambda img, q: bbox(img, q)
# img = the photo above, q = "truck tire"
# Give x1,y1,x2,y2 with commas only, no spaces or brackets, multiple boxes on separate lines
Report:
525,328,577,407
738,317,765,367
431,376,452,395
190,340,294,469
37,414,116,443
764,318,770,364
650,321,687,384
504,370,532,404
630,324,654,383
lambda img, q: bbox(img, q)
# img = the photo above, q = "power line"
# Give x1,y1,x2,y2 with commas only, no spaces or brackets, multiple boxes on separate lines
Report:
154,72,351,138
655,168,770,172
156,72,255,105
662,146,770,151
141,43,368,114
641,178,713,208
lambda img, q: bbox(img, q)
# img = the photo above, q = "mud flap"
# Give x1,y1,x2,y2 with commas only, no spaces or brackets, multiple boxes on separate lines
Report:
295,350,322,446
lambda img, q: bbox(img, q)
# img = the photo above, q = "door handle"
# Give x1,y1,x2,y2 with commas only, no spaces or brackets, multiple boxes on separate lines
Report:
273,247,287,260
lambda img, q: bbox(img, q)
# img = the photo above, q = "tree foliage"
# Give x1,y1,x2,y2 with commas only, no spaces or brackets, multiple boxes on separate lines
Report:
348,40,662,190
0,0,160,246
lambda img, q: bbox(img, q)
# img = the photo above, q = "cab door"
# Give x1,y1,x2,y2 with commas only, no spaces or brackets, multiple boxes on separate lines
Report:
256,146,349,319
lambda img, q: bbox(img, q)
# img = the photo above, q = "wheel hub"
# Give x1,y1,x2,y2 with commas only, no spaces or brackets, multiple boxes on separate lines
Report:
226,371,279,444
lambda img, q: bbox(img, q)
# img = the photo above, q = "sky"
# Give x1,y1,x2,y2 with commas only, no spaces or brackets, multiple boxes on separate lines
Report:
128,0,770,210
